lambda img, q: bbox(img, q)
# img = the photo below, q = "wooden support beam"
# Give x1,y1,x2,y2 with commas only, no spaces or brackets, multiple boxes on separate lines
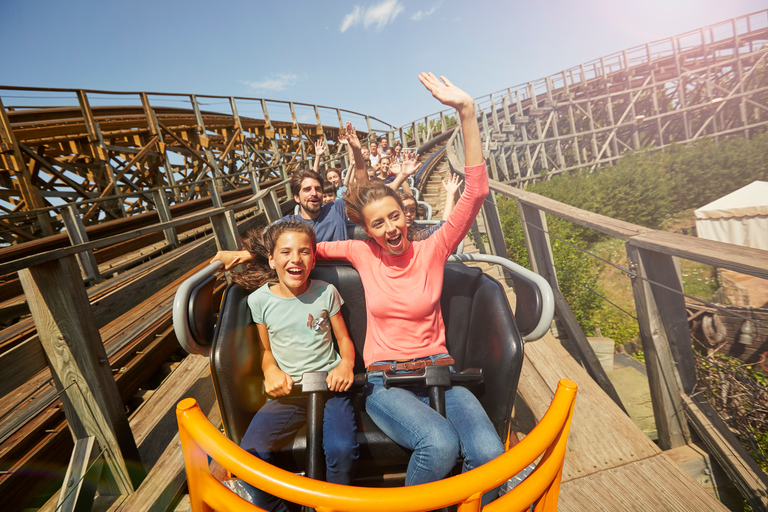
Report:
17,255,144,495
518,202,627,413
76,91,124,220
0,97,53,234
482,193,509,259
61,204,101,283
17,142,92,199
682,394,768,512
82,135,160,222
625,243,692,449
152,189,178,248
141,93,178,200
190,96,224,208
210,210,240,252
56,436,104,512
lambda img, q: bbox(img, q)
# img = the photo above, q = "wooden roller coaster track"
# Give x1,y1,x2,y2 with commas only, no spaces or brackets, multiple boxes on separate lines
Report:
1,8,767,512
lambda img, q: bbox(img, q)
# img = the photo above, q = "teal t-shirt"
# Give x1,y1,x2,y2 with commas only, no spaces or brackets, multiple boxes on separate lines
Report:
247,279,343,382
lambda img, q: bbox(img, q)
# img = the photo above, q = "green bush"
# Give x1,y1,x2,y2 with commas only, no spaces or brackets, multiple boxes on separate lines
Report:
496,130,768,346
525,131,768,229
497,196,602,333
591,307,640,346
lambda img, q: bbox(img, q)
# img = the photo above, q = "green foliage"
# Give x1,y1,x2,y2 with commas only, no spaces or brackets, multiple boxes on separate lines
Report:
704,353,768,387
404,115,457,142
525,131,768,230
591,307,640,346
496,131,768,354
696,353,768,473
497,196,602,332
680,263,719,301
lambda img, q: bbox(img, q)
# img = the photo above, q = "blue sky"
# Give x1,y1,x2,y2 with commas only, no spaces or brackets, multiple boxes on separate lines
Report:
1,0,765,128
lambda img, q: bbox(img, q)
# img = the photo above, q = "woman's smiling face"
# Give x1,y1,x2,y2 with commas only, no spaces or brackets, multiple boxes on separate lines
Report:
362,196,410,256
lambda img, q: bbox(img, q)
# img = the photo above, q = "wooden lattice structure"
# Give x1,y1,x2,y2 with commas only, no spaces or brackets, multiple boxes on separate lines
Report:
0,91,393,244
414,10,768,184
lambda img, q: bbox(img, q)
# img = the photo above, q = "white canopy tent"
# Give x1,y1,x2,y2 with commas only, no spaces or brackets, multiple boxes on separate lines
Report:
694,181,768,251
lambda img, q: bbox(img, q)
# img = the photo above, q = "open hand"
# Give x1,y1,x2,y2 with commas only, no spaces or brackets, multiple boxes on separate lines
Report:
418,73,474,112
314,138,326,157
400,150,422,176
442,174,463,195
210,250,251,271
344,121,361,150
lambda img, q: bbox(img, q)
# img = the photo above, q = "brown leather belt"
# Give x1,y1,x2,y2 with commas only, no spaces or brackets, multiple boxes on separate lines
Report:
367,357,455,372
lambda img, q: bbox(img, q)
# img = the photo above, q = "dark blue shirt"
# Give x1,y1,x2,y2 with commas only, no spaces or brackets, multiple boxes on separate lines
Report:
283,199,349,242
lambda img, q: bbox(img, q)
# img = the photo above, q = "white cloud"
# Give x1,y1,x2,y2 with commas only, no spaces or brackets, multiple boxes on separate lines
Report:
242,73,299,92
364,0,403,30
339,0,403,32
411,1,441,21
340,6,362,33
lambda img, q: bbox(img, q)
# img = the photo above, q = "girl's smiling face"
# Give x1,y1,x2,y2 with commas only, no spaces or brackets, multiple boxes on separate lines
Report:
268,231,316,297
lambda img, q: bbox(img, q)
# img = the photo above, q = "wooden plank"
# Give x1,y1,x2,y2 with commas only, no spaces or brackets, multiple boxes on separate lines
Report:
56,436,104,512
683,394,768,511
0,184,277,276
629,230,768,280
558,453,729,511
18,255,143,494
489,178,650,240
91,236,215,328
104,354,222,512
0,236,214,396
481,193,509,259
518,202,627,413
0,334,47,398
630,245,697,392
626,244,691,450
518,332,659,482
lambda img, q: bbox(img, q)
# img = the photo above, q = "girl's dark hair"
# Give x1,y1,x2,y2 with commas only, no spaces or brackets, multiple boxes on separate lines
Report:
230,221,317,292
344,180,405,227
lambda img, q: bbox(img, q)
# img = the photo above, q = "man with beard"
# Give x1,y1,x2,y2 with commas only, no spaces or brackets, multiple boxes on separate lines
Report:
278,123,368,242
281,168,350,242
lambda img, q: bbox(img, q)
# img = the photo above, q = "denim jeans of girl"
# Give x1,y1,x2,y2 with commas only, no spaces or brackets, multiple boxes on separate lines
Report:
239,393,358,512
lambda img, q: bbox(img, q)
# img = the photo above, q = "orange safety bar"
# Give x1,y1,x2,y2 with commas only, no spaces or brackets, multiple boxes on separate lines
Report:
177,378,577,512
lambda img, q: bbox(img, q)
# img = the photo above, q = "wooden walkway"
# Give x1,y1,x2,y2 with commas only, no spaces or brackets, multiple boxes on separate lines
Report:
518,330,727,511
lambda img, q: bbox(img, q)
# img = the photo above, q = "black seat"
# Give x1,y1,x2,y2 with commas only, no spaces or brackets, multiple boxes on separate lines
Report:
207,261,524,480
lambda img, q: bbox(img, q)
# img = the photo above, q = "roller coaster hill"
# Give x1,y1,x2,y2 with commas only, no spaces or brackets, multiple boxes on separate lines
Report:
1,8,768,512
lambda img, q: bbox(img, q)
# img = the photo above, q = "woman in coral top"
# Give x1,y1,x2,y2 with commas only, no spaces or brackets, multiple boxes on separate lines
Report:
318,73,503,503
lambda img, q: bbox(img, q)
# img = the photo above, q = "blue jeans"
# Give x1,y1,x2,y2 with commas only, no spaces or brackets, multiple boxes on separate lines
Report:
365,354,504,505
239,393,359,512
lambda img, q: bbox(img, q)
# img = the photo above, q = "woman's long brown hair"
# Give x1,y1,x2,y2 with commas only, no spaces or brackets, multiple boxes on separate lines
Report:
230,221,317,292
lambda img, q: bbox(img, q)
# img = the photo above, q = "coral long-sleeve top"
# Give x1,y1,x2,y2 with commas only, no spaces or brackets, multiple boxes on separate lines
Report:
317,163,489,367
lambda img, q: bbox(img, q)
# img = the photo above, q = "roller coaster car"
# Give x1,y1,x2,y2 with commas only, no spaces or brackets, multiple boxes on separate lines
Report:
173,254,554,482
